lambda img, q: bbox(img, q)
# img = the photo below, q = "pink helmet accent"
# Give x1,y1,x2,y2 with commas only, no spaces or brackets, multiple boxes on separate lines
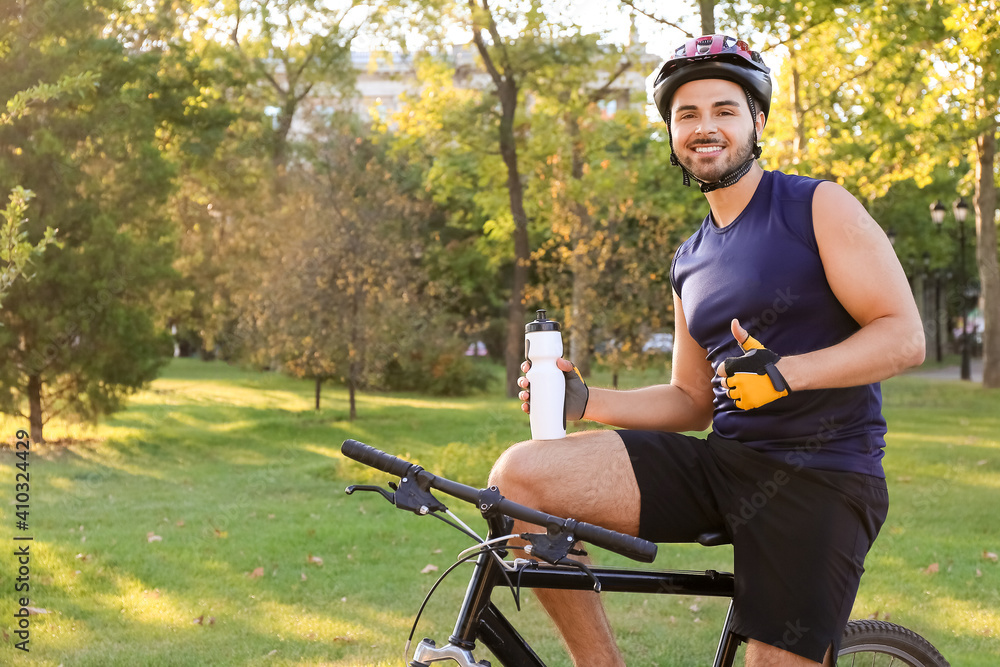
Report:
679,35,754,60
652,34,772,123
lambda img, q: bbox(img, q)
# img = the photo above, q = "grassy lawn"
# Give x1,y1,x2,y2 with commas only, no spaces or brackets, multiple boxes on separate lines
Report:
0,357,997,665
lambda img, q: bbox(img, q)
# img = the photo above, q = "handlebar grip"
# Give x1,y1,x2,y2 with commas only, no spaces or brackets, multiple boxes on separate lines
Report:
574,520,658,563
341,439,416,478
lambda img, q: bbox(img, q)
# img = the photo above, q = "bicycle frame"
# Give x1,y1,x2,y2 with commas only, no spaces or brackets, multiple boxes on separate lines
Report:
412,508,743,667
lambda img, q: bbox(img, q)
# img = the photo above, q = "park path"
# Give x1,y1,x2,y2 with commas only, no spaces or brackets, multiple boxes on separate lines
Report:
905,358,984,383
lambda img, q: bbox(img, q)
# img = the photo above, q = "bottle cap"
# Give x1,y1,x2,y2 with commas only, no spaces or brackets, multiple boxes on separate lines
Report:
525,309,560,333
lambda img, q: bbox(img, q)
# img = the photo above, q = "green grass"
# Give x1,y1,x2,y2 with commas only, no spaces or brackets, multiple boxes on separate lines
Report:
0,358,997,665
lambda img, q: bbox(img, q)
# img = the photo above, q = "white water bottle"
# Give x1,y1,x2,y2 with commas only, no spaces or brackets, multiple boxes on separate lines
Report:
525,309,566,440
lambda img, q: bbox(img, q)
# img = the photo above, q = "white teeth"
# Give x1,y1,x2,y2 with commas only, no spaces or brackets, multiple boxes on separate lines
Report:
694,146,723,153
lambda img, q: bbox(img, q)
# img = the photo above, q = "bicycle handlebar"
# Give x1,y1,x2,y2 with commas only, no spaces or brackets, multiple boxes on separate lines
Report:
342,439,418,478
341,439,657,564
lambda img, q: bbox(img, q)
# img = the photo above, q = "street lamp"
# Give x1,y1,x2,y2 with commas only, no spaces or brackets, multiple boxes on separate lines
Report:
929,197,972,380
923,251,944,362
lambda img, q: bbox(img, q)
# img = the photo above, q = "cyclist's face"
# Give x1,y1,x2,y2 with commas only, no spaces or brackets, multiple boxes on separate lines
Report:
670,79,762,183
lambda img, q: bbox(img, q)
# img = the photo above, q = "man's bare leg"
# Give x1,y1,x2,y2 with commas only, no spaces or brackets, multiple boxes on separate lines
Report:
745,641,833,666
488,430,640,667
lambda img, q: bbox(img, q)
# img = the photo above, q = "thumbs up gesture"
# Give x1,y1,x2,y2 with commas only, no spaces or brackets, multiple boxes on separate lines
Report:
716,319,791,410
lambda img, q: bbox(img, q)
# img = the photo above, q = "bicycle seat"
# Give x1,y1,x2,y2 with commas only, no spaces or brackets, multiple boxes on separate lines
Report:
697,531,731,547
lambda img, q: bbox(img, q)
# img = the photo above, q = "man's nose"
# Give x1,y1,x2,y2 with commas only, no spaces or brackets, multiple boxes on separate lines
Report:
696,117,718,135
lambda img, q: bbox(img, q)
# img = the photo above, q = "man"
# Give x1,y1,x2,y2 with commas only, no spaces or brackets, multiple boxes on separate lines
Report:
494,35,924,666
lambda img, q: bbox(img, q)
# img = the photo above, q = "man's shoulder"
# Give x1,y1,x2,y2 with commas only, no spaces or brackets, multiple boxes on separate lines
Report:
674,216,710,257
768,170,826,198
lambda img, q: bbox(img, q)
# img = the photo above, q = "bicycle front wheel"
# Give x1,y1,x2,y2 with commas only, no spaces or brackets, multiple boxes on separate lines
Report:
838,620,950,666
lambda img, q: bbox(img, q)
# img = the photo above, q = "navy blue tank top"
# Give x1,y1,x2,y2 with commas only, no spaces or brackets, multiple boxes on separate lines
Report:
670,170,887,477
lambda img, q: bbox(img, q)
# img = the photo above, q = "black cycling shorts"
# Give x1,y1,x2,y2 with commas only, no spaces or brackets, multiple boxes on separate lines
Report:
618,430,889,664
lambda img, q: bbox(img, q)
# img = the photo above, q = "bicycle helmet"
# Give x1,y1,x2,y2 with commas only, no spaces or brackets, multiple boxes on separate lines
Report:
651,35,772,192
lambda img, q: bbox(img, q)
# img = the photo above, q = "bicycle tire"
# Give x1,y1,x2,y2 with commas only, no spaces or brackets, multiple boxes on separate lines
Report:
838,619,950,666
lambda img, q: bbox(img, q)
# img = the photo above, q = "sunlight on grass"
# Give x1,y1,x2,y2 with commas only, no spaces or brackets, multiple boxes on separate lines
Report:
359,395,481,410
302,444,344,460
253,599,401,644
103,572,200,631
0,412,100,445
147,379,311,411
928,594,1000,640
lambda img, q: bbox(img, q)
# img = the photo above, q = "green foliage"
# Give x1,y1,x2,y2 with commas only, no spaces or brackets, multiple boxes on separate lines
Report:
0,71,98,124
230,121,447,416
0,0,181,438
0,187,58,308
382,344,494,397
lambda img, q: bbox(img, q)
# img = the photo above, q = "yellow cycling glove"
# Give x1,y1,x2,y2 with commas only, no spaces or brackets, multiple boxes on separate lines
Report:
722,332,791,410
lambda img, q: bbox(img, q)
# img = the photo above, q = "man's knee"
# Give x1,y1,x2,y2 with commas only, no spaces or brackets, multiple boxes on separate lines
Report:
488,440,540,495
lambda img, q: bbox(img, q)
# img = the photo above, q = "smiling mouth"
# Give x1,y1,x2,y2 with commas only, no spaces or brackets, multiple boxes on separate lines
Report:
693,146,725,154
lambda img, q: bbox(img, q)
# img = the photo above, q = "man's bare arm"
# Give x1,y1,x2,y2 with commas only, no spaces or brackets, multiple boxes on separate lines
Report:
770,182,925,390
584,291,716,432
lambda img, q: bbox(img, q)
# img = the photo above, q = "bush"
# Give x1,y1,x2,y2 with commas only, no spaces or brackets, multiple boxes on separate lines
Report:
381,345,493,396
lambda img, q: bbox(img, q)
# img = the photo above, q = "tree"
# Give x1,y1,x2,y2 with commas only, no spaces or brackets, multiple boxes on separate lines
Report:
521,31,642,376
1,75,97,307
944,3,1000,387
224,0,361,168
525,99,705,385
0,0,179,441
240,120,434,419
746,1,1000,386
382,0,595,396
154,0,365,359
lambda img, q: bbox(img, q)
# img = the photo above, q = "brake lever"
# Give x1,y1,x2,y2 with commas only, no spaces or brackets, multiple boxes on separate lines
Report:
345,484,395,504
345,473,448,516
393,472,449,515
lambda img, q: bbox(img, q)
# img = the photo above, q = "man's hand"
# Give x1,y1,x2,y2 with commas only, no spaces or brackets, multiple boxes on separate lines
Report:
717,319,791,410
518,358,590,420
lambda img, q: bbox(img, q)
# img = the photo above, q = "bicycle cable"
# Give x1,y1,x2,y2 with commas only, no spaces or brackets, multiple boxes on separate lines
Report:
429,510,482,543
455,534,522,565
431,510,518,576
443,509,484,542
403,544,526,665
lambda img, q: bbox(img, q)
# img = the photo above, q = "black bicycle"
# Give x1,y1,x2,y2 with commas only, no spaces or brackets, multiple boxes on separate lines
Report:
341,439,950,667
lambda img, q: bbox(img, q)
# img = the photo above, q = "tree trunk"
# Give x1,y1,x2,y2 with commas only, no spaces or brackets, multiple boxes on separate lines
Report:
27,373,43,444
467,2,531,397
974,122,1000,388
347,377,357,421
315,376,322,410
497,83,530,398
347,281,365,420
790,59,806,160
569,248,594,377
568,115,594,377
699,0,715,35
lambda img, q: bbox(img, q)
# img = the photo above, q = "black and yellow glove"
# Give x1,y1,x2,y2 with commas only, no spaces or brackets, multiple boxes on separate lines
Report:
564,363,589,421
722,332,791,410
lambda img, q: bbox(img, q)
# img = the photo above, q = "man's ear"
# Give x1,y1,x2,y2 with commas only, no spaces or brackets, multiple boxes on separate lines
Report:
755,111,766,142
